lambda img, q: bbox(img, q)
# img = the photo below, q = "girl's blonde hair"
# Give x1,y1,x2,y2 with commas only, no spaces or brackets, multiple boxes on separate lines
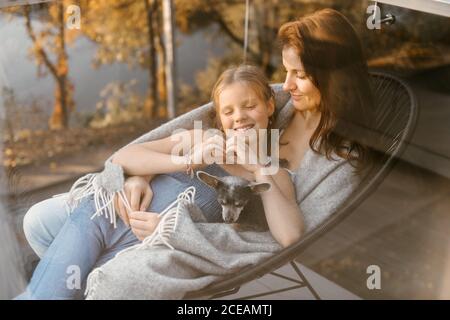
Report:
210,65,275,129
209,65,278,160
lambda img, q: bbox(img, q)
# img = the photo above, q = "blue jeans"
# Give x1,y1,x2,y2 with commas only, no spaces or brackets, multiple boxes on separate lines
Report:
17,197,138,300
17,165,229,299
22,195,72,259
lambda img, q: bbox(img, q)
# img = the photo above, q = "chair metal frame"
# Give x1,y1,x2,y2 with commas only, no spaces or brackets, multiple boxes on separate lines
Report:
186,71,418,300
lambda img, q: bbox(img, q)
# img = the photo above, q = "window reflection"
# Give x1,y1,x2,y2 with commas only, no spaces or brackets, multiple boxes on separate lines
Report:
0,0,449,299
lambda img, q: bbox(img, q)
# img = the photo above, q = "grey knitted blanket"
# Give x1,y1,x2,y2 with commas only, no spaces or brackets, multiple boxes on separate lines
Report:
84,187,281,300
62,83,360,299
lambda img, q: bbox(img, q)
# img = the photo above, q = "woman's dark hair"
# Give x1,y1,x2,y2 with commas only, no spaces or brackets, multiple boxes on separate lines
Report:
278,9,375,173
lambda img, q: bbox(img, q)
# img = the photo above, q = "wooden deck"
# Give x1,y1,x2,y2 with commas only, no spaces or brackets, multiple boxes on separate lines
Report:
219,262,360,300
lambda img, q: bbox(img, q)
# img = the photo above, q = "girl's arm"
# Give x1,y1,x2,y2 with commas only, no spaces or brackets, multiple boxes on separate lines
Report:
254,168,304,248
111,129,200,176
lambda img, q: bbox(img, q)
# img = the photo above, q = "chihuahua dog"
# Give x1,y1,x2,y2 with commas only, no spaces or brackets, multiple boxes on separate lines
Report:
196,171,271,232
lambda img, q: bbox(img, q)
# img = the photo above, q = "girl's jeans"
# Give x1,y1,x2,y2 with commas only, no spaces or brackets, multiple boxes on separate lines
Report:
18,167,227,299
22,195,71,260
18,196,140,300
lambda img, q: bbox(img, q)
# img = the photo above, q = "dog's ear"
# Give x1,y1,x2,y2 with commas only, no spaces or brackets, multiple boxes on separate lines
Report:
196,171,222,189
249,182,271,194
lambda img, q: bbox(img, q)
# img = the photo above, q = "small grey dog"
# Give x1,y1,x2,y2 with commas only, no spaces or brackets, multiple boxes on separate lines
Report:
196,171,271,231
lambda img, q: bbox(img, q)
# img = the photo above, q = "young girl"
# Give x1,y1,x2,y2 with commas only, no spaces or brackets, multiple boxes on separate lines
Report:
17,65,303,300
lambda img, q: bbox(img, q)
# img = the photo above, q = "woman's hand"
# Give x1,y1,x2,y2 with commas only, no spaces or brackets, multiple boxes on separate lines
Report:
114,176,153,226
128,211,161,241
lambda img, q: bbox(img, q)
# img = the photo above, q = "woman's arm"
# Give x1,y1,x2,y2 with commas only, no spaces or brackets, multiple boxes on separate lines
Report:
254,168,304,248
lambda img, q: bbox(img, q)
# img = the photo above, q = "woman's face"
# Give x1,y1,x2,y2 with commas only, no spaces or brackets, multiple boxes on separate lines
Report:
282,46,321,112
218,82,274,135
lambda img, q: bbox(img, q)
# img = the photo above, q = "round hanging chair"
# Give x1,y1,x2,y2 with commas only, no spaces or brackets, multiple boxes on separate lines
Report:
184,71,418,299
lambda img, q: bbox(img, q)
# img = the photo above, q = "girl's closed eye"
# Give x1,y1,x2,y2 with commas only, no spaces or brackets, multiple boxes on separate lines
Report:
222,108,233,116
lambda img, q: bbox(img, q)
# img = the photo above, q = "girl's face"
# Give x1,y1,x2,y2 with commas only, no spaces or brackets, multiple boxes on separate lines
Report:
218,82,274,135
282,46,321,112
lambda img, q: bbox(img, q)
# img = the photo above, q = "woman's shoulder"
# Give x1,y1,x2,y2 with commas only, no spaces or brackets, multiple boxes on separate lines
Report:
295,148,360,190
303,147,354,171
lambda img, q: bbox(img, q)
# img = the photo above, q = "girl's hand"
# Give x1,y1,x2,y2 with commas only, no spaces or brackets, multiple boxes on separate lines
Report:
225,137,264,174
114,176,153,226
128,211,161,241
188,133,226,169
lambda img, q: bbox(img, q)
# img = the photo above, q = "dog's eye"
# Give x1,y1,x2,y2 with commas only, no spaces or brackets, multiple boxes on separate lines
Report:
219,200,227,205
235,202,244,207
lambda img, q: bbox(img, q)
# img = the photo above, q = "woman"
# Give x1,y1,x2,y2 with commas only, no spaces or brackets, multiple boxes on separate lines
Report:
273,8,374,231
21,8,374,298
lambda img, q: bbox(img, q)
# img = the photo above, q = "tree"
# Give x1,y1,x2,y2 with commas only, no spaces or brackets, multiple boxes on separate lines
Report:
1,87,18,142
174,0,282,76
23,1,77,130
144,0,159,118
80,0,166,119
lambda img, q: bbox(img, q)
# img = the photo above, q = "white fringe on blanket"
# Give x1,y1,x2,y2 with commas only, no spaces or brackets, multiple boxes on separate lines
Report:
84,186,196,299
54,161,126,228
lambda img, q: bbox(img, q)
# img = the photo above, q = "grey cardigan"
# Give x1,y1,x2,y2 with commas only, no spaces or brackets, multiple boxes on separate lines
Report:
272,84,360,232
65,84,360,234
